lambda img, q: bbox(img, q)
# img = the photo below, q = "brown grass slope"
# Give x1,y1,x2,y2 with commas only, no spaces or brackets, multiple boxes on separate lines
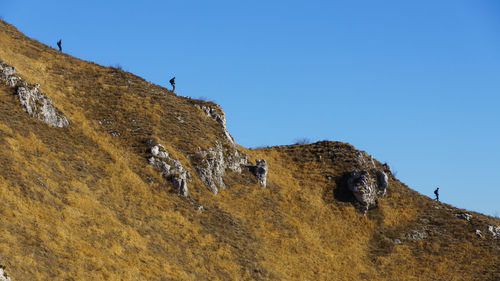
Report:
0,20,499,281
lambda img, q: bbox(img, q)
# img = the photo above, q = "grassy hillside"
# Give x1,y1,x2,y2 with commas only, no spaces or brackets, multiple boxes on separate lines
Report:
1,20,499,280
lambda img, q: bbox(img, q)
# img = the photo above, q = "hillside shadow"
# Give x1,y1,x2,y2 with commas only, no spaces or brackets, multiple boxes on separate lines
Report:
333,172,356,203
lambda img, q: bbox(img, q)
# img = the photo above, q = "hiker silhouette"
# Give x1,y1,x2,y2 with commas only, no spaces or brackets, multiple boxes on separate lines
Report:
434,187,439,202
169,77,175,92
57,39,62,52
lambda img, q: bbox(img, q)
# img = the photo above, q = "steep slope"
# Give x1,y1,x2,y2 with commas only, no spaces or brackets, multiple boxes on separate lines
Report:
1,20,499,281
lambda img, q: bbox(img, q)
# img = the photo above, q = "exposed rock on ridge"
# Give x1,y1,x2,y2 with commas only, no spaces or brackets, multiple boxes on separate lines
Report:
347,169,388,213
195,141,247,194
200,105,235,146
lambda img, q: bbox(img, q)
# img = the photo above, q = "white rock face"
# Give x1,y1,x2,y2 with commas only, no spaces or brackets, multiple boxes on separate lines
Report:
148,144,189,197
192,104,249,194
347,169,389,213
0,63,21,87
195,142,226,194
1,61,69,127
200,105,235,146
17,85,69,127
0,267,11,281
456,213,473,221
248,159,268,187
195,141,247,195
488,225,500,238
347,170,376,213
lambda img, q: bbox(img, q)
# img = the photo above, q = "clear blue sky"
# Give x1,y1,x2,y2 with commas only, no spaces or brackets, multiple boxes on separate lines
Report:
2,1,499,216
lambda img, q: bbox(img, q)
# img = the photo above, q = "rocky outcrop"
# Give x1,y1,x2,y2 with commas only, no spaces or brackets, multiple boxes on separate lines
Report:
0,266,11,281
247,159,268,187
17,85,69,127
0,61,69,127
376,170,388,191
456,212,472,221
1,62,21,87
195,142,226,194
200,105,235,146
407,230,428,240
195,141,247,194
346,169,388,213
488,225,500,238
192,104,249,194
148,144,189,197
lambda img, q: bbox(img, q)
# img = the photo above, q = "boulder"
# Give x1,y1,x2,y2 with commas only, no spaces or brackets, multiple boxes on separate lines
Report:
0,266,11,281
488,225,500,238
407,230,428,240
376,170,388,193
456,213,473,221
248,159,268,187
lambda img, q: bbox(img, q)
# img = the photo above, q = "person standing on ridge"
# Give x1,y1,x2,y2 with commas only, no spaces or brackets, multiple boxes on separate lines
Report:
57,39,62,52
434,187,439,202
169,77,176,92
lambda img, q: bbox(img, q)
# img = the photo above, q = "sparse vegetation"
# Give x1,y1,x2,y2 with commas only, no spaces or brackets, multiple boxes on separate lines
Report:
0,19,499,281
294,137,312,145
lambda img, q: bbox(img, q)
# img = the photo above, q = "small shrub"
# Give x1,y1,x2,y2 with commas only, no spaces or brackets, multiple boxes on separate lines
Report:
294,138,311,145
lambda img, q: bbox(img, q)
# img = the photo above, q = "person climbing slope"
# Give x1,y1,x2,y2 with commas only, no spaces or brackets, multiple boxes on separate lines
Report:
169,76,175,92
57,39,62,52
434,187,439,202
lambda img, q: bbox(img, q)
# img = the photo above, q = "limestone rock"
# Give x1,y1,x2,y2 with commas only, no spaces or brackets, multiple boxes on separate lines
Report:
17,85,69,127
0,63,21,87
390,238,402,244
195,141,247,194
195,142,225,194
148,144,189,197
488,225,500,238
247,159,268,187
376,170,388,193
200,105,235,146
346,169,389,213
346,170,377,213
456,212,472,221
1,61,69,127
0,266,11,281
475,229,483,238
407,230,428,240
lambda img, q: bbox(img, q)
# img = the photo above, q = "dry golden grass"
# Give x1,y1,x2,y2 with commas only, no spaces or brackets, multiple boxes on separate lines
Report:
0,19,499,280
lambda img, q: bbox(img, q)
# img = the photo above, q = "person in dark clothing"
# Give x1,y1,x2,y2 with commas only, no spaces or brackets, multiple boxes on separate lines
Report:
434,187,439,202
169,77,176,92
57,39,62,52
